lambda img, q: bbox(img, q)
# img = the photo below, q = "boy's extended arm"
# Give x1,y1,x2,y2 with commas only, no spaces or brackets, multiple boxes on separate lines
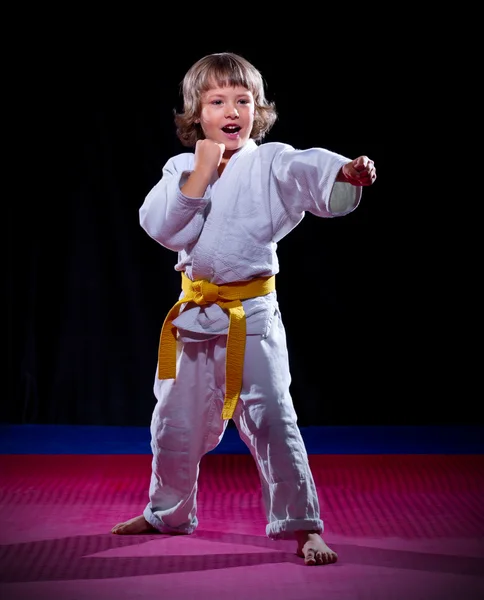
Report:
269,145,360,221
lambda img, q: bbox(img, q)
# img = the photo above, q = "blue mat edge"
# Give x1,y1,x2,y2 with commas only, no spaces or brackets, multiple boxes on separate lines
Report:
0,424,482,454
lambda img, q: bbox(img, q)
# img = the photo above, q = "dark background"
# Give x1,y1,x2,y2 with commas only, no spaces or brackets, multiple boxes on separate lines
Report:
6,30,478,429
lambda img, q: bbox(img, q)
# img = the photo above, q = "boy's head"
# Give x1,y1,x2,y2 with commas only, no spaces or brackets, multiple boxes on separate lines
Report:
174,52,277,147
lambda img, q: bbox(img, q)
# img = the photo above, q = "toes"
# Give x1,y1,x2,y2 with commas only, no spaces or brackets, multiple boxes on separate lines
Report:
306,550,338,565
325,552,338,564
298,541,338,566
111,523,129,535
304,549,317,565
315,551,334,565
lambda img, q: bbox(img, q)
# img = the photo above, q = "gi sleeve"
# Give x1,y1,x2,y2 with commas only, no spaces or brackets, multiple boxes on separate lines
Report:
139,155,211,252
269,145,362,234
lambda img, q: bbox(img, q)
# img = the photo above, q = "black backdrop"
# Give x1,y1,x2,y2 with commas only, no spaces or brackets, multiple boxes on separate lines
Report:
7,36,478,428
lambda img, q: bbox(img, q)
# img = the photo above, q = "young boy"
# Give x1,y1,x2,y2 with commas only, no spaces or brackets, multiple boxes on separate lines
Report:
112,52,377,566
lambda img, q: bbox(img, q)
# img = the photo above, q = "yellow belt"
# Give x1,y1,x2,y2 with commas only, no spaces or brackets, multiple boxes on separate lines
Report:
157,272,276,420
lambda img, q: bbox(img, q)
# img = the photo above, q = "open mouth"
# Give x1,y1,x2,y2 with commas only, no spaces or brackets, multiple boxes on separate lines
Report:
222,125,241,136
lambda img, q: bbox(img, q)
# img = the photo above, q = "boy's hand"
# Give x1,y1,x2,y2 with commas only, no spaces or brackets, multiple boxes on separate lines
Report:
180,140,226,198
340,156,377,186
194,139,225,177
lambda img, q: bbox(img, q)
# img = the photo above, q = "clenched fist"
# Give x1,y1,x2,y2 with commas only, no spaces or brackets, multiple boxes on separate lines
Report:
194,139,226,177
340,156,377,187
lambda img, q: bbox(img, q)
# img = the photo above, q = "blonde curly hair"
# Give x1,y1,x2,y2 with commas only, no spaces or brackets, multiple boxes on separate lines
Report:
174,52,277,147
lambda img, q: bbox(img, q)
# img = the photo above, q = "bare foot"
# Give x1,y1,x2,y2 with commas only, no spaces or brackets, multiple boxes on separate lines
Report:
295,530,338,566
111,515,157,535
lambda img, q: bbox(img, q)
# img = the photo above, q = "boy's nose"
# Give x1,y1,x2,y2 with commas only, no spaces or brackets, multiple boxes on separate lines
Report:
225,106,239,118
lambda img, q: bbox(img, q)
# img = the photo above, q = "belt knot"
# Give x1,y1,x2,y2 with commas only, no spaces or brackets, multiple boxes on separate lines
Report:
193,280,219,304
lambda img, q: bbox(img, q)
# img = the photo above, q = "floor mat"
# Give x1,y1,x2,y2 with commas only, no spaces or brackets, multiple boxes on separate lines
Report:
1,453,483,599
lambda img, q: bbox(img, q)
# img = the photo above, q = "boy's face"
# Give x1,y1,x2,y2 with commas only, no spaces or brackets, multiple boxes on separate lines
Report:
199,85,255,152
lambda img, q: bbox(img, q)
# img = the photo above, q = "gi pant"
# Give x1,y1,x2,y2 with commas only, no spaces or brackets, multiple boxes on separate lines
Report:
143,312,324,540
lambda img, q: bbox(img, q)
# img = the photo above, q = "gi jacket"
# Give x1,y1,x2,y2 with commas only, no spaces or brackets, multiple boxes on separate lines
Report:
140,140,362,340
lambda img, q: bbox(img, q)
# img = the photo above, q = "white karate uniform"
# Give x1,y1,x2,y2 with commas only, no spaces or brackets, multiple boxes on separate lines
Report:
139,139,362,540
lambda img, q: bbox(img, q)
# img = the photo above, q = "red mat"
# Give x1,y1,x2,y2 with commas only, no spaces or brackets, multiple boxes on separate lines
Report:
1,454,483,599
